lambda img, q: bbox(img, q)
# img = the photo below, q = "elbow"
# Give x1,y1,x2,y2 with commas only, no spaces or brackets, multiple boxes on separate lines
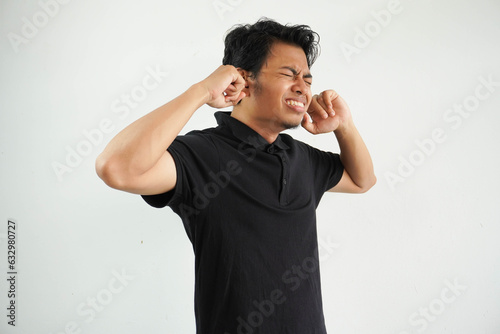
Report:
358,174,377,193
348,170,377,193
95,153,128,190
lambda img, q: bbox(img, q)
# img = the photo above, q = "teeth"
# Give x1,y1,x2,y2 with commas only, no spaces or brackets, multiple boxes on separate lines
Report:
286,100,304,107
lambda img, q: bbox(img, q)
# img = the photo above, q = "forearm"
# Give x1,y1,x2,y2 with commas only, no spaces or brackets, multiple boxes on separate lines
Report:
96,83,208,177
334,119,376,191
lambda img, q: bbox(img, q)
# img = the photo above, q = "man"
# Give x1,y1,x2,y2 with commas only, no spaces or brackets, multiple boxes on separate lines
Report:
96,18,376,334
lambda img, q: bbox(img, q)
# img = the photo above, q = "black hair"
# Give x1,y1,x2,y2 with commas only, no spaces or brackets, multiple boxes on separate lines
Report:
222,18,320,78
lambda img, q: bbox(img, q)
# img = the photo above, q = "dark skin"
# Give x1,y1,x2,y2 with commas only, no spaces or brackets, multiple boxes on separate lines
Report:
232,42,376,193
96,42,376,195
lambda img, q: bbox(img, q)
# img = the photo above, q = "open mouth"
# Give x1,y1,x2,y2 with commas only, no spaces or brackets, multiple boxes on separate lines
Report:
285,99,305,109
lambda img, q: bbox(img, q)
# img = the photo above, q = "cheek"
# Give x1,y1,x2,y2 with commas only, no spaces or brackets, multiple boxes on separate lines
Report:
260,87,284,103
253,80,289,106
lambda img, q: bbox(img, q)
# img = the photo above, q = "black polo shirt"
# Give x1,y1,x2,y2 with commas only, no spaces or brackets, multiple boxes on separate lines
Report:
142,111,344,334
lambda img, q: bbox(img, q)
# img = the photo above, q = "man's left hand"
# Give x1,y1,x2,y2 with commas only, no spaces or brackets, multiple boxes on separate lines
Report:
301,90,352,134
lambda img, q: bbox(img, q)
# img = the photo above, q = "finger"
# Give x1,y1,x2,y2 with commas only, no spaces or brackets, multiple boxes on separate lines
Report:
225,90,246,104
329,90,341,114
230,91,246,104
301,113,317,134
224,88,239,97
318,91,335,117
232,71,246,88
226,84,238,92
323,91,335,116
310,95,329,119
224,83,243,97
316,94,328,115
236,91,247,102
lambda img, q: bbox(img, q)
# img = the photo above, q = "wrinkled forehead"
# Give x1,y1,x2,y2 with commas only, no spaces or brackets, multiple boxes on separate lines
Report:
263,41,311,73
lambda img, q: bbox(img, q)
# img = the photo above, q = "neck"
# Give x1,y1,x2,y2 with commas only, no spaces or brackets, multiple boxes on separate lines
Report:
230,107,281,144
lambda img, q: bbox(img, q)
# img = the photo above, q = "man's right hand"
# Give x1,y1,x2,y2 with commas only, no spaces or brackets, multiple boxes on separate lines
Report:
96,65,248,196
200,65,247,108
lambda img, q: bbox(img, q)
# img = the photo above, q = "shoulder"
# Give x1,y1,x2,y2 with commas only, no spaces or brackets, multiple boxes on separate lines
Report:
166,128,220,165
279,133,319,154
171,127,219,150
178,127,217,142
279,133,342,165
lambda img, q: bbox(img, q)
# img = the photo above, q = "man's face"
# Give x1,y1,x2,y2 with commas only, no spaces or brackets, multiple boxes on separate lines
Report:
248,41,313,131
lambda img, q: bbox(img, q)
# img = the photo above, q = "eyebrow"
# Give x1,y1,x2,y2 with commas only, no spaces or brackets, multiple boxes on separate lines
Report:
280,66,313,79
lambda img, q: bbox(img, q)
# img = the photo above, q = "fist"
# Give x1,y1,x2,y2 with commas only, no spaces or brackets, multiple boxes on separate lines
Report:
302,90,352,134
200,65,247,109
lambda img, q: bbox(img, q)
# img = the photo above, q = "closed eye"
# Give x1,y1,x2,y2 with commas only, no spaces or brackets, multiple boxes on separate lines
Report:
280,70,312,86
280,73,312,84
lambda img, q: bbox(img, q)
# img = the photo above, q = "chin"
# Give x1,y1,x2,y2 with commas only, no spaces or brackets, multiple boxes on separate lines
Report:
281,114,304,130
282,121,301,130
268,113,303,131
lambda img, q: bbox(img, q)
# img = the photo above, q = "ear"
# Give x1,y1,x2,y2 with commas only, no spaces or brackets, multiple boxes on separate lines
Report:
236,68,253,97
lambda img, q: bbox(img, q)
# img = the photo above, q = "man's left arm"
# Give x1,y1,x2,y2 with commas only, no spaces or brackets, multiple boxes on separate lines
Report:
301,90,376,193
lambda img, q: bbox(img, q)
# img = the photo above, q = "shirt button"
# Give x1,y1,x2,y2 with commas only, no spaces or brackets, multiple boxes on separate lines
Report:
267,147,274,153
283,178,287,185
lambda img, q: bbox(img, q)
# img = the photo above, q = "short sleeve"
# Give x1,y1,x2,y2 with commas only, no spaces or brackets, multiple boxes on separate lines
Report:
303,142,344,196
141,130,219,210
318,151,344,191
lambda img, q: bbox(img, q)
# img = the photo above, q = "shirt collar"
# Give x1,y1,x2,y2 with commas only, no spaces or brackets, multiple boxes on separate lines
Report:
214,111,290,151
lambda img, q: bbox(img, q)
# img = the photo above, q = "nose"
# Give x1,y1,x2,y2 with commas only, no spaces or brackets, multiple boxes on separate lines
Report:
292,78,309,95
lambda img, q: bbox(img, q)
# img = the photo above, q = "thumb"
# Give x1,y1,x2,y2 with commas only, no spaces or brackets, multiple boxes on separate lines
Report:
301,113,316,134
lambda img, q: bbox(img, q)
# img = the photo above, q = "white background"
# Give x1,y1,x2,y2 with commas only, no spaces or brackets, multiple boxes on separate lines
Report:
1,0,499,333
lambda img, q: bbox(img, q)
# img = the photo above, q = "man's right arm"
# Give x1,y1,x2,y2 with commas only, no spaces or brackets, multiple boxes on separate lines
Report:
95,65,246,195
